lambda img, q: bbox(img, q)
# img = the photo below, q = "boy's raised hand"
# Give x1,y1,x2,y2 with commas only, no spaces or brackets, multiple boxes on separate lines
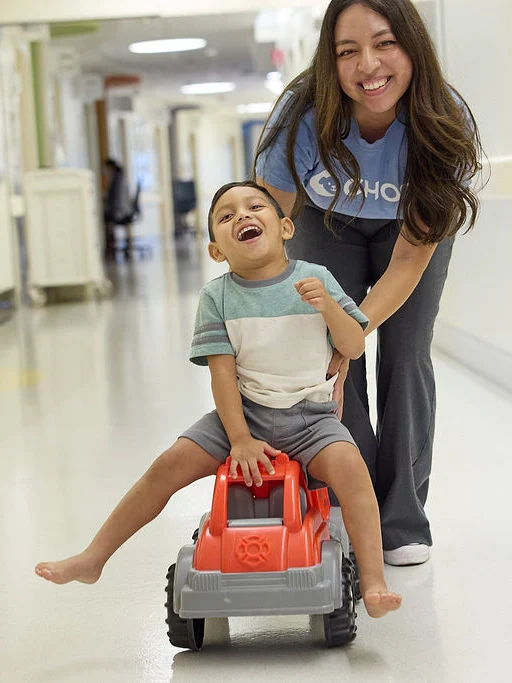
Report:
229,436,280,487
294,277,332,312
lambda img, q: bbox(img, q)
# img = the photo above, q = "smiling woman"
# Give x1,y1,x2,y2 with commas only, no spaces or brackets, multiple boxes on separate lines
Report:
333,7,413,137
254,0,483,566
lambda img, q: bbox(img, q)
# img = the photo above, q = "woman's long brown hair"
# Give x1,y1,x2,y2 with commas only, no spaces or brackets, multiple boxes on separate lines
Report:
253,0,483,245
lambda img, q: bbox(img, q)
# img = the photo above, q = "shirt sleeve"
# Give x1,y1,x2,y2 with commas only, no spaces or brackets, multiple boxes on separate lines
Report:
255,92,317,193
323,269,369,335
189,289,235,366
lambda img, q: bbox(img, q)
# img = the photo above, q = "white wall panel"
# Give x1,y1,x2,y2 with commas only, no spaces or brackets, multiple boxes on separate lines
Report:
435,0,512,387
0,182,15,294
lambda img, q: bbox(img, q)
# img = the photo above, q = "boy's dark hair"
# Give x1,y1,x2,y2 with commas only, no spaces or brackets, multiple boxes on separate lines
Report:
208,180,285,241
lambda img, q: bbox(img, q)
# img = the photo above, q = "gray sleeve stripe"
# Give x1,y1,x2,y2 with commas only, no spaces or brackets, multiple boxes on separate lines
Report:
336,297,369,329
337,296,360,316
191,334,231,347
195,322,226,334
337,294,354,308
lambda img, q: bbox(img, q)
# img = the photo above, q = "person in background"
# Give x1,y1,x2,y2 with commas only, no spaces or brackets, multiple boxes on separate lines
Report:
102,158,130,258
255,0,483,566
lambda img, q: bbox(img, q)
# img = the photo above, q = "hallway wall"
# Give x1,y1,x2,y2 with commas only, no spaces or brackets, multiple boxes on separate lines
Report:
434,0,512,391
174,108,244,234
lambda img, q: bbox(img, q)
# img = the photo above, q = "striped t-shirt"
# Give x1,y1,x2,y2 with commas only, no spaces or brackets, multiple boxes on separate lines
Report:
190,260,368,409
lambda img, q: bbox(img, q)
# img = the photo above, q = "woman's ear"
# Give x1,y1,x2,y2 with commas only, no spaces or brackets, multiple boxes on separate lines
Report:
281,216,295,241
208,242,227,262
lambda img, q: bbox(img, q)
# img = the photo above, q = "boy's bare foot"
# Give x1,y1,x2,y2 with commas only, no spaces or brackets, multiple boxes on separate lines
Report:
35,553,103,585
363,583,402,618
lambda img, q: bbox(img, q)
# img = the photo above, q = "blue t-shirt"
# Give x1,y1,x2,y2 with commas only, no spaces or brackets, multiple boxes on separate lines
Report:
256,94,408,220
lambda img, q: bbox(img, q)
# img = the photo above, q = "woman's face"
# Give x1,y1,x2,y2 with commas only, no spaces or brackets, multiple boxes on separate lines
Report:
334,3,413,123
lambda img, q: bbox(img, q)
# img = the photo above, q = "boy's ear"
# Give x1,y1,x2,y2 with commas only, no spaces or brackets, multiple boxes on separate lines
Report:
281,216,295,241
208,242,227,263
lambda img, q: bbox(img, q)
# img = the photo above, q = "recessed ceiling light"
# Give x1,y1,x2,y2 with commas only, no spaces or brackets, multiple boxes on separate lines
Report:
265,71,284,95
129,38,206,54
237,103,273,114
180,82,236,95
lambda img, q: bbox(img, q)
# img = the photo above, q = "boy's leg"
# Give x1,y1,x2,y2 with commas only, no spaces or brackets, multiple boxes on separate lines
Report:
307,442,402,618
35,438,219,585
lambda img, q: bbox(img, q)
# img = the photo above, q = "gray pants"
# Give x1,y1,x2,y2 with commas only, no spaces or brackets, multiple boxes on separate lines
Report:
288,205,454,550
181,395,356,490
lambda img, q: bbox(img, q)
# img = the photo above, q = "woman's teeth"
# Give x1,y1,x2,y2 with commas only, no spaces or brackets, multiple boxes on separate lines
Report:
362,77,390,91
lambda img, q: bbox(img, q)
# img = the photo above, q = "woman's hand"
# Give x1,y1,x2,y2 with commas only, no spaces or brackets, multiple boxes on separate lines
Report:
229,437,280,487
327,350,350,419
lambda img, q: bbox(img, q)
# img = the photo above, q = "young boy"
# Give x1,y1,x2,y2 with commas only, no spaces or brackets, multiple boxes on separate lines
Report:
35,181,401,619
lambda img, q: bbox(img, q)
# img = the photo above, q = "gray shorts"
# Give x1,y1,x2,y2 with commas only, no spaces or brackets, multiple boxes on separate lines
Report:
179,395,358,489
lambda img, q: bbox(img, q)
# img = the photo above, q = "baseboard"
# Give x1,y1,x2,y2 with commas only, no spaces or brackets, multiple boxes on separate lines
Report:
434,322,512,394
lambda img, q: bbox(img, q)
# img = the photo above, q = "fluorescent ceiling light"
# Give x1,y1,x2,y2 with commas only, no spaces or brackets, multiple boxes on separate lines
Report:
129,38,206,54
181,82,236,95
265,71,284,95
237,103,273,114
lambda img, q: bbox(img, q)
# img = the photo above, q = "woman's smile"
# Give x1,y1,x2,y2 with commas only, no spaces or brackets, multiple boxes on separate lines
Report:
335,5,412,122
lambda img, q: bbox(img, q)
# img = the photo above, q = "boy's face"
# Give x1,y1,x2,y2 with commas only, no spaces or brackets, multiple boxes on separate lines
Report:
208,187,294,269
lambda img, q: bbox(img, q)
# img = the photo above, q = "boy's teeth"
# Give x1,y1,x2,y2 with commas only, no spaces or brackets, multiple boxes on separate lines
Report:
237,225,261,241
362,78,389,91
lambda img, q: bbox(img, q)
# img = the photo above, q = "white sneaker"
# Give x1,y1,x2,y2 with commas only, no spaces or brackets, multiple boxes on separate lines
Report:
383,543,430,566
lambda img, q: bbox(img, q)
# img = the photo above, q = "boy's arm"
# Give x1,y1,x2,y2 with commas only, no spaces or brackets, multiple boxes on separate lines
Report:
207,355,278,486
322,300,365,359
208,354,251,444
294,278,365,359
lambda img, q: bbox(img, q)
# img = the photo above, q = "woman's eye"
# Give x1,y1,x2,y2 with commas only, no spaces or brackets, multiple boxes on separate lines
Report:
378,40,396,47
337,49,355,58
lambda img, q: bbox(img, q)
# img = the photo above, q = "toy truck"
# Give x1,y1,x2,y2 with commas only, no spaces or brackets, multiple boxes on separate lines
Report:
165,453,357,650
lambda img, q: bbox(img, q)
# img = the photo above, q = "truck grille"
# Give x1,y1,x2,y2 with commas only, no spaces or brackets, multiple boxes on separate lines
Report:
190,568,317,591
191,573,221,592
288,570,316,589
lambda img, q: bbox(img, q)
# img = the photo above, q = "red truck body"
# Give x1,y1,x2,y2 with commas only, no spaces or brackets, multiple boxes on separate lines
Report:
193,453,332,573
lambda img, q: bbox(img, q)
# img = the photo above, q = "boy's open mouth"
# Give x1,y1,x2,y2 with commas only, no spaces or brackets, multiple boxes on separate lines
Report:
237,225,262,241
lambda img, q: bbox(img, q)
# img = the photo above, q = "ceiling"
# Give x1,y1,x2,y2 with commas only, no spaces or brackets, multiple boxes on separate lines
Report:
1,0,321,25
50,11,289,107
48,2,437,110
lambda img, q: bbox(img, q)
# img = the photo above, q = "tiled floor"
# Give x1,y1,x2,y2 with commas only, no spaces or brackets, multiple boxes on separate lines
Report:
1,238,510,682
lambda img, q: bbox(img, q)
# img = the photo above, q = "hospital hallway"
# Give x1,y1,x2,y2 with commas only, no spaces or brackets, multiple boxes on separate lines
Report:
1,237,510,683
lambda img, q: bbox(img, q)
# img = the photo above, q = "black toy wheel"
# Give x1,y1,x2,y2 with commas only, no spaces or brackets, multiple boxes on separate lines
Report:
349,548,362,601
165,564,205,650
323,556,357,647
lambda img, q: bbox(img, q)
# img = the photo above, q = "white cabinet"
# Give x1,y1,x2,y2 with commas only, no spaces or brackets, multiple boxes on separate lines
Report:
0,180,15,295
23,168,111,304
